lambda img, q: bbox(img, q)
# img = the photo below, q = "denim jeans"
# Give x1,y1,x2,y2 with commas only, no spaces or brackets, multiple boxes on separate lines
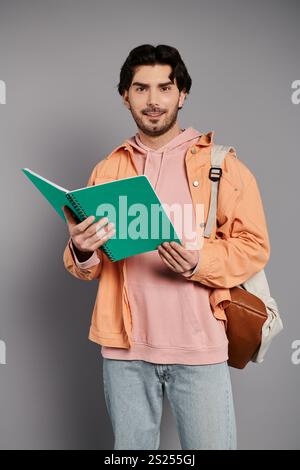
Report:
102,358,237,450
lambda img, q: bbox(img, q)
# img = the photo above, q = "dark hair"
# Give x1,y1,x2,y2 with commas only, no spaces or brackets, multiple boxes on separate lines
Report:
117,44,192,96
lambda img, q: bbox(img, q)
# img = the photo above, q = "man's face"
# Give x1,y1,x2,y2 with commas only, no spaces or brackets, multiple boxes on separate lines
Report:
123,64,187,137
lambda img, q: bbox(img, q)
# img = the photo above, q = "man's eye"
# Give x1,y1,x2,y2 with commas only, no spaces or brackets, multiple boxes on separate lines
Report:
135,86,171,92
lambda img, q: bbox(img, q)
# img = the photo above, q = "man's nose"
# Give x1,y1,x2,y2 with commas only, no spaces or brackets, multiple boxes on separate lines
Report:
146,89,160,107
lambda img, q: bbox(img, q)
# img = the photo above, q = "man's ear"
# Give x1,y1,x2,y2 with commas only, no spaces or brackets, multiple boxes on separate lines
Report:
178,89,187,109
123,90,131,110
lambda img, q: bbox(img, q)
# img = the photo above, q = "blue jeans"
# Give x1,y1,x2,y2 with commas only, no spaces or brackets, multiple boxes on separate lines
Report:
102,358,237,450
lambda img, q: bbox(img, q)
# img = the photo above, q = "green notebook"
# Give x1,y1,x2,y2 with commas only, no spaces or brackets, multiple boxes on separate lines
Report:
22,168,182,262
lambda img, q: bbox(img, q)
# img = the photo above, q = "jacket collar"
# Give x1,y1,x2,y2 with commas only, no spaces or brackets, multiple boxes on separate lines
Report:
195,131,214,147
105,129,236,208
118,130,214,154
106,131,215,176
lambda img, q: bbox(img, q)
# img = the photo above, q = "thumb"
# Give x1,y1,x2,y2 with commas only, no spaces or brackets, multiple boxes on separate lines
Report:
62,205,77,226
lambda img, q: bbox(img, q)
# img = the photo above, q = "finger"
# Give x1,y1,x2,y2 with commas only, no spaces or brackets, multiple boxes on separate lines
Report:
73,214,97,234
62,205,78,227
89,227,116,251
160,243,191,270
158,250,177,271
158,246,183,271
92,222,114,242
182,268,195,278
166,241,193,262
85,216,109,239
168,242,200,269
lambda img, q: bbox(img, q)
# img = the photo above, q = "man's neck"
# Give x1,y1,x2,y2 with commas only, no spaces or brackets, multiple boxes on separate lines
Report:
137,123,183,150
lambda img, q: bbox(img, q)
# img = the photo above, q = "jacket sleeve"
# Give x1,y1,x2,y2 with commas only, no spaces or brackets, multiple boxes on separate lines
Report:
69,238,101,269
62,165,104,281
188,172,271,289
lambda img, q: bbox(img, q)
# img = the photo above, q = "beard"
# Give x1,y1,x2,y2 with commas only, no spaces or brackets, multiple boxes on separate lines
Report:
128,100,181,137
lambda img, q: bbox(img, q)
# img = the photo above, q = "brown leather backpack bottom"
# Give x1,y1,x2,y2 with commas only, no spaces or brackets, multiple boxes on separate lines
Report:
225,286,268,369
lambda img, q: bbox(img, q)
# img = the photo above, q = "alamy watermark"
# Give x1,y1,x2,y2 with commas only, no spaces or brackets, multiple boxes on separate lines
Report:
0,79,6,104
1,80,6,362
291,340,300,365
0,340,6,365
94,198,205,250
291,80,300,105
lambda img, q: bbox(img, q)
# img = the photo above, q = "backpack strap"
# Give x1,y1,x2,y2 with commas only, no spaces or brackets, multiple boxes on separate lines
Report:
203,144,237,238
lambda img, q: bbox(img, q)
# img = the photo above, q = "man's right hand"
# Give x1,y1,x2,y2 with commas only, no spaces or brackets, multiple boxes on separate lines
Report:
62,206,116,258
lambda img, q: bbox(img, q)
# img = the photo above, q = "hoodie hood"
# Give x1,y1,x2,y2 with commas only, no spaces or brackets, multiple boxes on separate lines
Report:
126,127,202,155
125,127,203,189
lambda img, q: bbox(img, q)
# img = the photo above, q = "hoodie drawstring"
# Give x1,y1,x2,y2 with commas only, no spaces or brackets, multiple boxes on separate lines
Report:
153,150,166,190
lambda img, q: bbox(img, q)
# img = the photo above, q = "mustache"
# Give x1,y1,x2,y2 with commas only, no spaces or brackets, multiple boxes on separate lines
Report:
143,109,165,114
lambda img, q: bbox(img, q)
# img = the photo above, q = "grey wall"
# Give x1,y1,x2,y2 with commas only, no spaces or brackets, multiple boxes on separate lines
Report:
0,0,299,450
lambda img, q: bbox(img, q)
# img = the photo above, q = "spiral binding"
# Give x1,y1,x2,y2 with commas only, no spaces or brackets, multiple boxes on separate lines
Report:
66,193,115,262
66,193,86,221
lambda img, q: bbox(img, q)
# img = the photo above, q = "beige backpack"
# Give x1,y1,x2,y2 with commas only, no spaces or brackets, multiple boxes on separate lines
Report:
204,144,283,366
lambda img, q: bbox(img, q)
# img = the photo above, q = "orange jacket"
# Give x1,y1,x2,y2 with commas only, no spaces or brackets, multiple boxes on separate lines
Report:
63,131,270,348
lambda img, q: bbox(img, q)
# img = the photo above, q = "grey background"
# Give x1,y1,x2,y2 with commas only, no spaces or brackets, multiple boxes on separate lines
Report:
0,0,299,450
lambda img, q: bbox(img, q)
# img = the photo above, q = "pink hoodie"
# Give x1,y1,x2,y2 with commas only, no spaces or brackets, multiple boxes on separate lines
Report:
99,127,228,365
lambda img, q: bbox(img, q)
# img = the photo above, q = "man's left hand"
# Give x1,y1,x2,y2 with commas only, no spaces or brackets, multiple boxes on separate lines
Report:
158,241,199,278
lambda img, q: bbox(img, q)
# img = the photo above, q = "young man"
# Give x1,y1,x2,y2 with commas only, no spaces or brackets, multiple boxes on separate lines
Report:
62,44,270,450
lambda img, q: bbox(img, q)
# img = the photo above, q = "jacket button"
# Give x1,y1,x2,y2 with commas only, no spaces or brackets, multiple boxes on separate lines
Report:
191,147,197,154
193,180,199,187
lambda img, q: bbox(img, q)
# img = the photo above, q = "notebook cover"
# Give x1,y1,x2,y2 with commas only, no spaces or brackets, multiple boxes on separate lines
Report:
69,175,182,261
22,169,182,261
